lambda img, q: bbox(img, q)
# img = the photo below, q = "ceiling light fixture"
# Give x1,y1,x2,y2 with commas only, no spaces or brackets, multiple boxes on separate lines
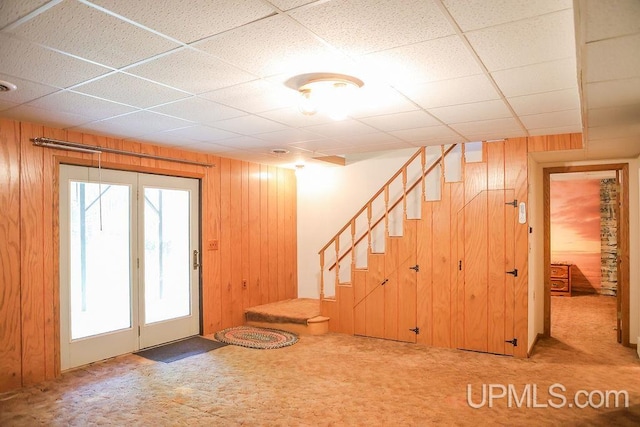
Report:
0,80,17,92
286,73,364,121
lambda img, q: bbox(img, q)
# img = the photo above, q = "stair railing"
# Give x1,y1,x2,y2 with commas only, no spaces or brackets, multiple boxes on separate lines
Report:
318,144,459,299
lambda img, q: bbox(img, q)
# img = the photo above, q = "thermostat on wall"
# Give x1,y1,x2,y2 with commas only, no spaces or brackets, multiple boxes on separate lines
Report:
518,202,526,224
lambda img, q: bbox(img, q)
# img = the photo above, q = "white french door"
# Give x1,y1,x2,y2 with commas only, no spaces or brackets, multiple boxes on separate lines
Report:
59,165,200,370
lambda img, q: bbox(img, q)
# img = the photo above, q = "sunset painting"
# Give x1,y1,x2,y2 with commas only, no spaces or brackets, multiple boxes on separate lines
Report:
550,178,602,293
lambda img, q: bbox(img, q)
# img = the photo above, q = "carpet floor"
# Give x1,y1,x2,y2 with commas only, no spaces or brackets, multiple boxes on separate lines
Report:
1,294,638,426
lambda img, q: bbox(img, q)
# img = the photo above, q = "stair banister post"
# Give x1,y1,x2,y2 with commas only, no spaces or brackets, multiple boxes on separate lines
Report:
420,147,426,203
440,145,446,193
334,238,340,293
320,251,325,300
350,219,356,273
402,167,408,221
367,204,372,253
384,186,389,239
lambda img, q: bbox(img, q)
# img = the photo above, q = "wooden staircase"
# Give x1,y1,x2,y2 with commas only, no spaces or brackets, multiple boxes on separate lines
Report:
244,298,330,335
317,139,530,358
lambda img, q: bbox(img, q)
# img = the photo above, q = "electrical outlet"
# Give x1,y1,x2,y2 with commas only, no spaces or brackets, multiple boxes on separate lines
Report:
208,240,219,251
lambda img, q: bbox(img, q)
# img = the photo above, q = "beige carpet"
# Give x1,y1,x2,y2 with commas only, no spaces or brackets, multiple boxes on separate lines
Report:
1,294,638,426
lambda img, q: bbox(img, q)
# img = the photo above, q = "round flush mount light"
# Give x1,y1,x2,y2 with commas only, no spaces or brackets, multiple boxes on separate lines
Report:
284,73,364,120
0,80,17,92
270,148,290,155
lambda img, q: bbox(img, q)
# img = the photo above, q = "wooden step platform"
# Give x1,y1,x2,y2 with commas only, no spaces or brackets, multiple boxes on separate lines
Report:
244,298,329,336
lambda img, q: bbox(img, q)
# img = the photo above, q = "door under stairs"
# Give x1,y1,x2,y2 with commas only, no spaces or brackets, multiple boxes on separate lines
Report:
319,139,529,357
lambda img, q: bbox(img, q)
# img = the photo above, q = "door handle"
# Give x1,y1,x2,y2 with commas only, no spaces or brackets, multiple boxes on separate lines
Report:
193,250,200,270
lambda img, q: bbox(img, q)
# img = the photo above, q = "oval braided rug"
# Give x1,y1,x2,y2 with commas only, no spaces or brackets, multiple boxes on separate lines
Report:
214,326,298,349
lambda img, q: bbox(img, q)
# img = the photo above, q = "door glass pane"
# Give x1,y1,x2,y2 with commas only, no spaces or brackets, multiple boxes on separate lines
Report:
69,182,131,339
144,188,191,324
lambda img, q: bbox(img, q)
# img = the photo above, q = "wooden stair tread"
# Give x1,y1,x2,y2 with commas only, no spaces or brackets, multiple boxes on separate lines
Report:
244,298,320,325
307,315,330,323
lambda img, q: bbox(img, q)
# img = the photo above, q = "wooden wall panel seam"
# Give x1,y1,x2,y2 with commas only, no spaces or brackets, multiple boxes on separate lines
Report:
0,119,298,392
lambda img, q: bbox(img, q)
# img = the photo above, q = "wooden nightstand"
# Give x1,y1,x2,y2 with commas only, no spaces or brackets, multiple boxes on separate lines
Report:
550,263,572,296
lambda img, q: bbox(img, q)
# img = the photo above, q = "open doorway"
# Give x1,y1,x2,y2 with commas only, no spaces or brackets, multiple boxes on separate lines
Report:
543,164,630,347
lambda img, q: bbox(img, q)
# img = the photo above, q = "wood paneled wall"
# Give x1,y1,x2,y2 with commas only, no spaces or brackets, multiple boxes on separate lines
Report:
418,138,529,357
327,137,534,358
528,133,582,152
0,119,297,392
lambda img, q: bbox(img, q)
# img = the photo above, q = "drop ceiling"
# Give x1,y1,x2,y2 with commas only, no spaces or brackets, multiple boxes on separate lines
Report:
0,0,637,167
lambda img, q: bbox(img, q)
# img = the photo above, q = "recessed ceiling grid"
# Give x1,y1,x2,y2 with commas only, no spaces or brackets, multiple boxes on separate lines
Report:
0,0,635,165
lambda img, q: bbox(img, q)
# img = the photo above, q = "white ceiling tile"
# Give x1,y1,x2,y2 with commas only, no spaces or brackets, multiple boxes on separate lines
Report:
340,132,403,146
588,121,640,140
359,35,482,87
360,110,441,132
8,1,179,68
0,34,110,88
460,128,527,141
0,100,19,111
311,147,358,156
150,97,246,125
73,72,190,108
449,117,523,137
428,100,512,124
302,120,378,138
520,109,581,130
410,135,466,146
269,0,315,11
507,88,580,116
214,135,280,149
528,125,582,137
195,15,346,78
466,9,575,71
177,142,238,154
2,103,92,128
224,150,297,165
151,125,239,143
213,115,288,135
443,0,571,32
289,0,453,55
585,77,640,109
399,75,500,109
259,107,336,127
586,138,640,159
0,73,58,104
126,48,256,94
348,84,419,118
288,139,352,153
201,79,299,113
584,0,640,42
330,141,416,154
0,0,49,29
91,0,276,44
255,128,323,144
29,90,137,120
137,132,198,147
76,111,192,138
584,34,640,83
587,104,640,128
390,125,461,142
244,144,312,157
491,58,577,97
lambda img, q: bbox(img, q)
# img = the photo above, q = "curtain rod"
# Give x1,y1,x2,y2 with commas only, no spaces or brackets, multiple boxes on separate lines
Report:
31,137,215,168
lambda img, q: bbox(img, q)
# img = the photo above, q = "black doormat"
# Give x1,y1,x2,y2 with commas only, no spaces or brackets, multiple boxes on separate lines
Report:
134,336,227,363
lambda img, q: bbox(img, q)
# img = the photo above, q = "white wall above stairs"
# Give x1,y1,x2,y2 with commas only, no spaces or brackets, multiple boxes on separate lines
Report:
296,148,417,298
